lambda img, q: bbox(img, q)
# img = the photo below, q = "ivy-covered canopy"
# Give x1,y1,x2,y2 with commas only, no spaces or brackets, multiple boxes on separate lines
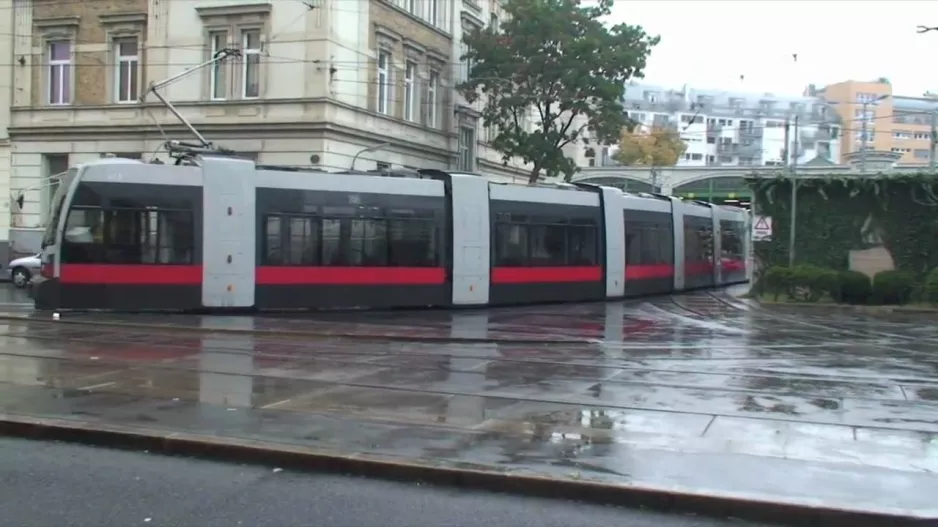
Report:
746,172,938,276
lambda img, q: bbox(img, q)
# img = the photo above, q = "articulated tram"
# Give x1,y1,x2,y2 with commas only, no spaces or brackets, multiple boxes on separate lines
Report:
33,156,749,312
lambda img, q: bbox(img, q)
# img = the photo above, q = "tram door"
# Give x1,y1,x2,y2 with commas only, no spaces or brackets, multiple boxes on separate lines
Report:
201,156,257,308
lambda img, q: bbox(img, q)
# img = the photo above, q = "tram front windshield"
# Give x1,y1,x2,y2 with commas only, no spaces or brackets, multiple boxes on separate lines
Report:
41,168,77,249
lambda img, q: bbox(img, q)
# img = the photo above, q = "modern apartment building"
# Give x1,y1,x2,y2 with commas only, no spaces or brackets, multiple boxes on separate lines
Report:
602,82,844,168
812,80,938,166
4,0,524,254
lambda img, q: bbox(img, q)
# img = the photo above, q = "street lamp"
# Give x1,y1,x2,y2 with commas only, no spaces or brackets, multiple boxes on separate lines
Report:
350,142,391,170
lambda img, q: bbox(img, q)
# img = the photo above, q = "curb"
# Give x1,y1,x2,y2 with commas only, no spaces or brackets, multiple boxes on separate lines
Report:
757,301,938,315
0,314,587,346
0,413,930,527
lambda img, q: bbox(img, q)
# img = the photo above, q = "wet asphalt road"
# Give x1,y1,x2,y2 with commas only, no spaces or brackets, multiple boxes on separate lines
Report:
0,287,937,517
1,437,768,527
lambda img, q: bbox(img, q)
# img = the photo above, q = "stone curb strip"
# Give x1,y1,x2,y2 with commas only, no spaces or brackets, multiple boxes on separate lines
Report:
0,413,932,527
758,301,938,315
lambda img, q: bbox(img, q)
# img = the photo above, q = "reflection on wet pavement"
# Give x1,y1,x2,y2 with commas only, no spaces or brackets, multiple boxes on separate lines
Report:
0,290,937,517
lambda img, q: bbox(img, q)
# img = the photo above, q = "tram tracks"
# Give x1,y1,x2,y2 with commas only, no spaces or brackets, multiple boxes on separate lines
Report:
0,322,935,408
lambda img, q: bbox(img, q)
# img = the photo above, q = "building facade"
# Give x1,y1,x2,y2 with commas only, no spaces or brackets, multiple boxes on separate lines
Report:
812,79,938,166
601,82,844,169
0,0,14,261
5,0,527,254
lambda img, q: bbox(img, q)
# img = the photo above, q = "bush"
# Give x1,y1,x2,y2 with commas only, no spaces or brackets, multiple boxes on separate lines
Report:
925,268,938,305
761,266,793,301
761,265,837,302
789,265,838,302
832,270,872,305
871,270,917,305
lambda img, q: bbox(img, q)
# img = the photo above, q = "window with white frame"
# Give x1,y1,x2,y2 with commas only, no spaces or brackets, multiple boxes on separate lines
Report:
377,50,391,115
241,30,261,99
459,34,472,81
427,70,439,128
47,41,71,105
404,61,417,122
428,0,439,26
458,125,476,171
209,32,228,100
114,38,139,103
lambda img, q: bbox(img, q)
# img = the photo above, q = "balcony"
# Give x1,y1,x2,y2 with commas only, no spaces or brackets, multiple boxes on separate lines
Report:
706,122,722,139
738,127,763,141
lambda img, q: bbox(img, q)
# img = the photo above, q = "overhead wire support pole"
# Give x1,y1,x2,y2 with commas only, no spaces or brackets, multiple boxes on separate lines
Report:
930,110,937,172
788,114,799,267
139,48,242,152
860,100,869,174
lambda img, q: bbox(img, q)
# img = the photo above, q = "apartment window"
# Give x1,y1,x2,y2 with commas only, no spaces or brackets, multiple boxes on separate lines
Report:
914,149,930,159
404,61,417,122
47,41,71,105
460,32,474,81
458,125,476,171
914,132,930,140
427,70,439,128
377,50,391,115
241,30,261,99
428,0,439,25
209,32,228,100
690,153,702,161
114,38,139,103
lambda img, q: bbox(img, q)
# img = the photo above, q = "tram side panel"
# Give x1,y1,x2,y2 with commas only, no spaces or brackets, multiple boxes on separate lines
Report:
715,207,748,285
488,185,605,305
253,175,450,310
40,162,205,311
448,175,491,306
622,197,675,297
600,187,625,299
682,202,717,290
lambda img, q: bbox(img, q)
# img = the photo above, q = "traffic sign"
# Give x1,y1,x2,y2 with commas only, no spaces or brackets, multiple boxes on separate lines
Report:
752,215,772,241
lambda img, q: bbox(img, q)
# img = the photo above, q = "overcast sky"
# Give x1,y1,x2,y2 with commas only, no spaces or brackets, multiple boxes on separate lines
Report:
608,0,938,97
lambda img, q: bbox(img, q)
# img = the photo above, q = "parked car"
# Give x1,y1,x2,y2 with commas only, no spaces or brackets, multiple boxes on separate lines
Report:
8,253,41,288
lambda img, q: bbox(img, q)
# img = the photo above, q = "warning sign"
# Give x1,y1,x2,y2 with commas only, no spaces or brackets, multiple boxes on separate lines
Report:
752,215,772,241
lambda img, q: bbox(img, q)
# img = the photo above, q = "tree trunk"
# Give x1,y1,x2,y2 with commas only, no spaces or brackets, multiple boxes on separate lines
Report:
527,164,542,184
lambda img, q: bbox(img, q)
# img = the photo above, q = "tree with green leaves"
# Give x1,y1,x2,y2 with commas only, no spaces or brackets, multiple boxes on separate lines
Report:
458,0,659,183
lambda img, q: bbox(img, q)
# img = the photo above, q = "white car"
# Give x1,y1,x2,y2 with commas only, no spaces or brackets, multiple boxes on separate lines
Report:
8,253,41,288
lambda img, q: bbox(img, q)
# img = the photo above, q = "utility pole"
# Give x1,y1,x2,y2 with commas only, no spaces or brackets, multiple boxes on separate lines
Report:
860,100,869,173
930,111,937,171
788,115,799,267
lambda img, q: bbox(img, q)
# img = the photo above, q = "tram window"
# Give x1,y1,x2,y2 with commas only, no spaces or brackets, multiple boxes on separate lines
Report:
321,219,343,266
568,224,598,265
495,223,528,266
288,217,319,265
349,219,388,266
388,219,437,266
62,206,194,265
719,220,743,259
529,224,567,266
265,217,282,263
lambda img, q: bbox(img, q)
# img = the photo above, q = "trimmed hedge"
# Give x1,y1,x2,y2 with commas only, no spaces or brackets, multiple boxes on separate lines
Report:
923,267,938,305
760,265,924,305
833,270,872,305
761,265,837,302
871,270,916,305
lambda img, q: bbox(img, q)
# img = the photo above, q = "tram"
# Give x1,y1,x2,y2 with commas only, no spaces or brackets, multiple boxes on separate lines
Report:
33,156,749,311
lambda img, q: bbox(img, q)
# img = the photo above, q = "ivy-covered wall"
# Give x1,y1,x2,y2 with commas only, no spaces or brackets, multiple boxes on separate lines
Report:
748,173,938,277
